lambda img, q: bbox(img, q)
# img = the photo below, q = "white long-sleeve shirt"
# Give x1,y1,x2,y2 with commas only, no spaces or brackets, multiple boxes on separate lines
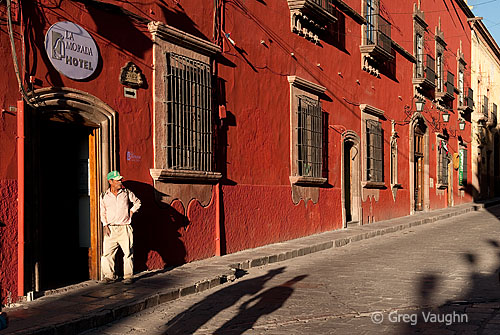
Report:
100,188,141,226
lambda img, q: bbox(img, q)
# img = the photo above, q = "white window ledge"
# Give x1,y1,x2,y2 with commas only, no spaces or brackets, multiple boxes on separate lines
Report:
150,169,222,183
289,175,327,186
362,181,386,189
436,183,448,190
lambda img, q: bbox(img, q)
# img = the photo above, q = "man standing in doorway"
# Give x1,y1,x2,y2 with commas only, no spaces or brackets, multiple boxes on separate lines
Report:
100,171,141,284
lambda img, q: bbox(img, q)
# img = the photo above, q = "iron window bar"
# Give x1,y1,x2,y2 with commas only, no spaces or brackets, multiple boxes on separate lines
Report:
483,95,489,118
165,52,213,172
366,12,392,55
466,88,474,110
366,119,383,182
437,140,448,185
297,95,323,178
445,71,454,96
415,54,435,82
309,0,335,15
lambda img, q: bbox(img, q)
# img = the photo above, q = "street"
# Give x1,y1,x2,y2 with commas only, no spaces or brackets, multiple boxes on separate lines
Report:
83,205,500,334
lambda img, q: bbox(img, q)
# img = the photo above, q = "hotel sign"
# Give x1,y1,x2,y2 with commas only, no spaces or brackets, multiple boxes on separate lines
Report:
44,21,99,80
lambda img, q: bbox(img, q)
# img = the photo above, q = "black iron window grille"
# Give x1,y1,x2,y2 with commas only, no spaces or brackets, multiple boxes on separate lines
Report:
483,95,489,118
165,52,213,172
491,103,497,126
297,95,323,178
466,88,474,109
415,34,424,78
310,0,335,15
437,140,448,185
365,0,376,45
436,53,443,92
415,54,436,82
445,71,454,95
366,119,383,182
458,70,464,106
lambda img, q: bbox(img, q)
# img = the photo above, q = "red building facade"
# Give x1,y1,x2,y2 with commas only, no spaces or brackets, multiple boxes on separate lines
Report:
0,0,476,302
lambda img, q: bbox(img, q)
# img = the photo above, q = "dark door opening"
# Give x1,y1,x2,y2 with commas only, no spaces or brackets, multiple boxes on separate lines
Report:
414,132,424,211
39,121,94,290
344,141,353,223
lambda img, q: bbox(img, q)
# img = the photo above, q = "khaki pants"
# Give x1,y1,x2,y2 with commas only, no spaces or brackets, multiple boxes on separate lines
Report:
101,225,134,279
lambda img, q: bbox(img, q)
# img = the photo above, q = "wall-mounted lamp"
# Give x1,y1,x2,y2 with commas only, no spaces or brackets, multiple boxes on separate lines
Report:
415,98,425,113
442,111,450,123
459,119,466,130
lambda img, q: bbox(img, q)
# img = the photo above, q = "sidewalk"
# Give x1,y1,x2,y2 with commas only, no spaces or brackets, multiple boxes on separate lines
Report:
3,199,500,335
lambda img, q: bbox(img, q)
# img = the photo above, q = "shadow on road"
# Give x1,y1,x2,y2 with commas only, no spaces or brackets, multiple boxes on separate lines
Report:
398,205,500,333
214,275,307,334
163,267,306,334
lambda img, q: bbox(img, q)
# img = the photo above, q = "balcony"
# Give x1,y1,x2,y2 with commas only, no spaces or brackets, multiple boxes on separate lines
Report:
458,87,474,114
413,54,436,90
435,71,455,103
359,14,394,63
488,102,497,128
288,0,337,44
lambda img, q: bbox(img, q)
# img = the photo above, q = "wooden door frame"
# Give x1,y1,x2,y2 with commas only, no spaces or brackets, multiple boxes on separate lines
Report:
27,87,117,285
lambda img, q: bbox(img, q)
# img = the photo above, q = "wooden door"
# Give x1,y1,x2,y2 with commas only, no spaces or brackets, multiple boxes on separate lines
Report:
89,128,101,280
415,133,424,211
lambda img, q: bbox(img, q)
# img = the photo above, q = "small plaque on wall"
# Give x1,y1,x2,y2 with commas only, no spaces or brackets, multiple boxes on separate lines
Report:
120,62,144,88
124,87,137,99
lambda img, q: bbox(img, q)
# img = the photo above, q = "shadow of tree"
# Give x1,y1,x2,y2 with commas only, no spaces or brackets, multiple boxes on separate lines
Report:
163,267,290,334
214,275,307,334
398,205,500,334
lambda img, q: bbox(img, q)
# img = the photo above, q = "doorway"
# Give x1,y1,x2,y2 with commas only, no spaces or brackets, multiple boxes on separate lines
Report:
447,159,453,207
342,132,361,227
414,131,424,211
38,121,98,290
344,141,353,223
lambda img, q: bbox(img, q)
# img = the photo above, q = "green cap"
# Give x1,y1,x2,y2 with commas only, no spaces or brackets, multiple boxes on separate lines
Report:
107,171,123,181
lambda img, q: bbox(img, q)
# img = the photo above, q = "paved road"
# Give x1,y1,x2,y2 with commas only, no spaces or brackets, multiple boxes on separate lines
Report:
83,206,500,335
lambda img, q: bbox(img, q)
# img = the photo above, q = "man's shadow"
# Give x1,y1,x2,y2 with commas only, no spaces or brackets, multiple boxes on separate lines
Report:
163,267,288,334
215,275,308,334
122,181,188,275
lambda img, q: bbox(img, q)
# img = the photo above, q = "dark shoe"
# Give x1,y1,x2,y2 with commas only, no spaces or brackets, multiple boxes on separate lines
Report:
122,278,134,285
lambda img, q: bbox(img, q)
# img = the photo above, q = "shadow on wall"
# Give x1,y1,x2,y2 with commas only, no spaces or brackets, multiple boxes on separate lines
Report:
399,205,500,333
123,180,188,273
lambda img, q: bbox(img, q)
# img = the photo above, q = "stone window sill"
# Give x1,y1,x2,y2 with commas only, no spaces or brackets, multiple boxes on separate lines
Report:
362,181,386,189
150,169,222,183
289,175,327,186
436,183,448,190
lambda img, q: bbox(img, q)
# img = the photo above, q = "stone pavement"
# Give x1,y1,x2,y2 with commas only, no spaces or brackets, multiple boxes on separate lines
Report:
3,199,500,335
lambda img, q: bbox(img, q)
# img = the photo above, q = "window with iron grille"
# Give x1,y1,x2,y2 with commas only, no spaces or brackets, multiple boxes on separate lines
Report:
483,95,489,118
297,95,323,178
366,119,383,182
365,0,376,45
165,52,213,172
437,140,448,185
436,53,443,92
458,70,464,106
415,33,424,78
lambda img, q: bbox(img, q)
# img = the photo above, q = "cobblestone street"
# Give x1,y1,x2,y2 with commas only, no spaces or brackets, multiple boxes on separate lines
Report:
82,205,500,334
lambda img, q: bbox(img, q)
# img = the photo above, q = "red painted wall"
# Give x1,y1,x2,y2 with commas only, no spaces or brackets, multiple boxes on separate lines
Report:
0,0,476,301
